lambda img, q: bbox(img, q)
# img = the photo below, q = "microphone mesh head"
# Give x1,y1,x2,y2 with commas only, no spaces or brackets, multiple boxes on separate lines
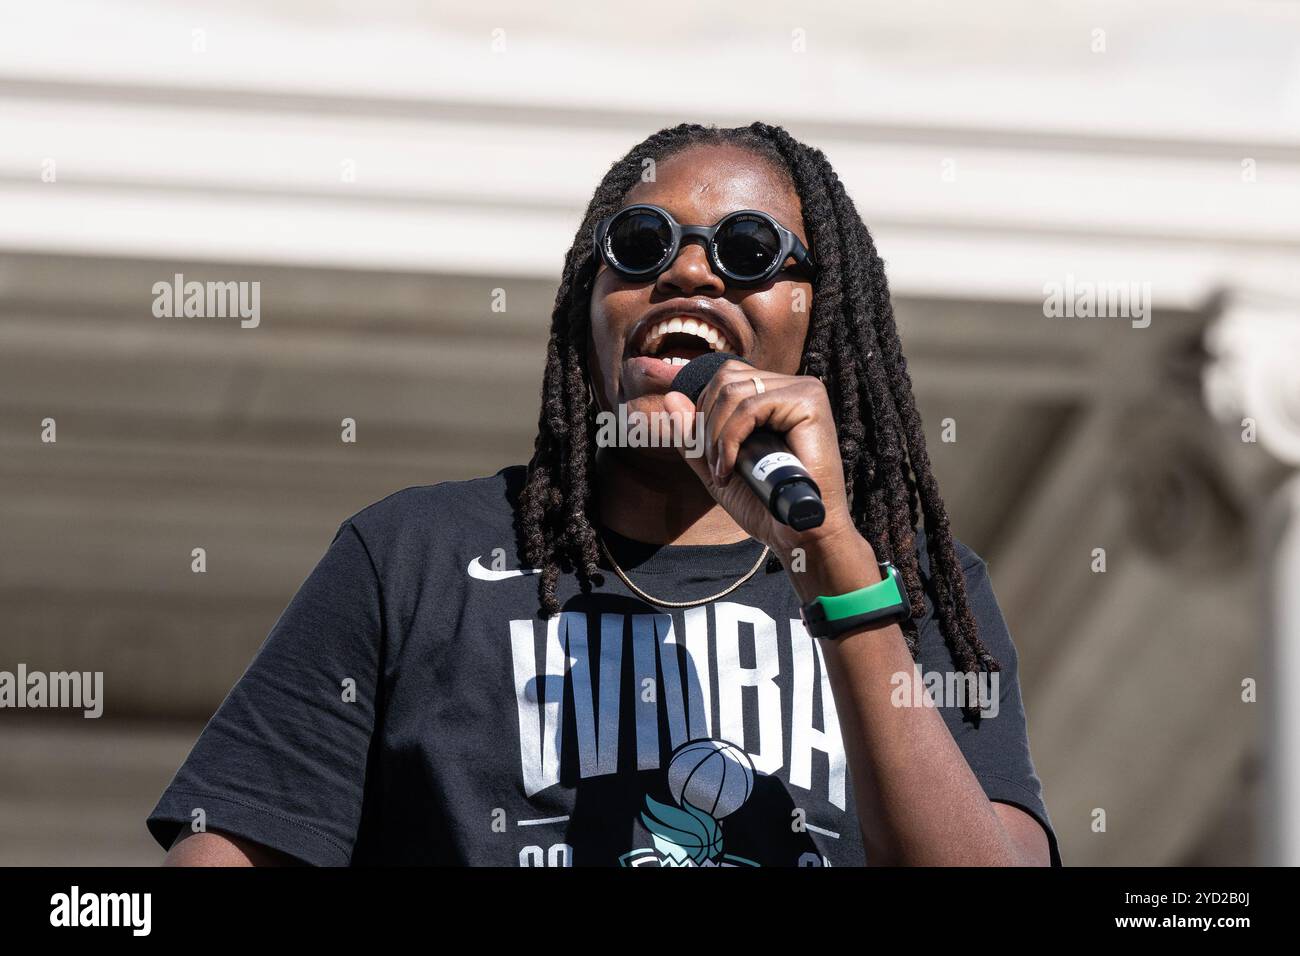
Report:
668,352,751,403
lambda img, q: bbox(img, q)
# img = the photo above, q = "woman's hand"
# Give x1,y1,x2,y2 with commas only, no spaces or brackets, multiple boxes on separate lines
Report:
660,360,857,559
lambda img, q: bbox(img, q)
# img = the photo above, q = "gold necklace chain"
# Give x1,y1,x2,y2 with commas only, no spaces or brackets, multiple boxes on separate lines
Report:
597,533,770,609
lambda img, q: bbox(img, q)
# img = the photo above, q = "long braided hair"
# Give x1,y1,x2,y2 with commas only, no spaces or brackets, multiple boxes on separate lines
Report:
517,122,1000,695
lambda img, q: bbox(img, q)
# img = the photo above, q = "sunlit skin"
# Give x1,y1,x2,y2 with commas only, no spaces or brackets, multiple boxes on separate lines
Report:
587,144,813,423
589,143,833,552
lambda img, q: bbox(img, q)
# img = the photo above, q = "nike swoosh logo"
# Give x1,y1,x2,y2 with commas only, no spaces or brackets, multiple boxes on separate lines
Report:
467,556,542,581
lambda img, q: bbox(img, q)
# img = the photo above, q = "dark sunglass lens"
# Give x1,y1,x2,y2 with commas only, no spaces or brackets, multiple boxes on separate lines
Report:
714,216,781,278
607,210,671,272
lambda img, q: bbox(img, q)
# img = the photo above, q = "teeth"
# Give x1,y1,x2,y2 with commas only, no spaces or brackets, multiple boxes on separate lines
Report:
660,356,690,366
640,315,733,356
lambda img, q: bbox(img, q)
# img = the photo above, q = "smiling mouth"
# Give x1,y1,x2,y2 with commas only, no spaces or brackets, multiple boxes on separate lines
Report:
633,316,734,367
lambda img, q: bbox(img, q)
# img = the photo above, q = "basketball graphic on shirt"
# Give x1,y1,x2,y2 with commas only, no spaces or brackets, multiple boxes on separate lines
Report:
667,738,754,819
619,738,761,867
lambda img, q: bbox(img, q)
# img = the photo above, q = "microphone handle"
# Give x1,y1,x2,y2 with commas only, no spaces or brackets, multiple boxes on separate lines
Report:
735,427,826,531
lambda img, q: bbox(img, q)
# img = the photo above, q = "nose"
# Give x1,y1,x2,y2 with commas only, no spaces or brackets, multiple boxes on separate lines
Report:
655,238,726,298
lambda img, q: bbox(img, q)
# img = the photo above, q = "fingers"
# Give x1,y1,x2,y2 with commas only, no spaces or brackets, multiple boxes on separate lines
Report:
710,381,826,482
696,361,787,429
697,364,788,479
693,364,826,482
661,389,714,487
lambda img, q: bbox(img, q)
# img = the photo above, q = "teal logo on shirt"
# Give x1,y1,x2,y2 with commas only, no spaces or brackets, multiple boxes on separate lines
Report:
619,739,760,867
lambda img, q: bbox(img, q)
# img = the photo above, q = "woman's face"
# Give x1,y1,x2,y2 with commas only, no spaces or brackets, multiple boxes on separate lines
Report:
587,144,814,443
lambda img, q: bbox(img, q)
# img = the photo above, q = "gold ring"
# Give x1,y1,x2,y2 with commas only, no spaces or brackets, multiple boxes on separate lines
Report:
752,376,766,395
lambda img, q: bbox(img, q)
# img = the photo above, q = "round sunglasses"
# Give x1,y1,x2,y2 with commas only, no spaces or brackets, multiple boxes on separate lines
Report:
592,204,815,288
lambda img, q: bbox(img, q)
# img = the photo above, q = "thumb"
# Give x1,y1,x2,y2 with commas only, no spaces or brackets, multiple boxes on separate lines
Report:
661,391,713,487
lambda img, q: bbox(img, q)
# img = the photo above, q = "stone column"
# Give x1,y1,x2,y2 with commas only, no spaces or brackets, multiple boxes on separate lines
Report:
1203,293,1300,864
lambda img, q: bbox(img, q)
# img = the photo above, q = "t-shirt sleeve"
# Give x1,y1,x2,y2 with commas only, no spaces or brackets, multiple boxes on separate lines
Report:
921,551,1062,866
146,519,382,865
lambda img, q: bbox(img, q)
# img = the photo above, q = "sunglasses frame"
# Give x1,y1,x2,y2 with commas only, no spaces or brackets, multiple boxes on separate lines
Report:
592,203,816,288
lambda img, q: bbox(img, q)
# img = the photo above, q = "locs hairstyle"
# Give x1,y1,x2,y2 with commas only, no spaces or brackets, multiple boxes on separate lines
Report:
518,122,1000,710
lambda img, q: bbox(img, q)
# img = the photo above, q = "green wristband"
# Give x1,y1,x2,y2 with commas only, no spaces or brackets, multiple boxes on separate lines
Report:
799,561,911,638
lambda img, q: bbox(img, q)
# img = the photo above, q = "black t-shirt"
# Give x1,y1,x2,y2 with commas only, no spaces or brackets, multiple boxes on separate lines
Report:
147,465,1060,866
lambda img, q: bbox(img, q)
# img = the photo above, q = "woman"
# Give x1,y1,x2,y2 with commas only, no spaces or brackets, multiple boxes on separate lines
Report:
149,122,1059,866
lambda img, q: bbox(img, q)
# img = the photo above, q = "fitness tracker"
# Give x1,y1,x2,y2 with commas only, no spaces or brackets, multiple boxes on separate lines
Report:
799,561,911,639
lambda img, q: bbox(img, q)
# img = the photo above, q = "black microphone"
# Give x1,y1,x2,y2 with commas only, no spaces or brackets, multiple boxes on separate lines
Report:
669,352,826,532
